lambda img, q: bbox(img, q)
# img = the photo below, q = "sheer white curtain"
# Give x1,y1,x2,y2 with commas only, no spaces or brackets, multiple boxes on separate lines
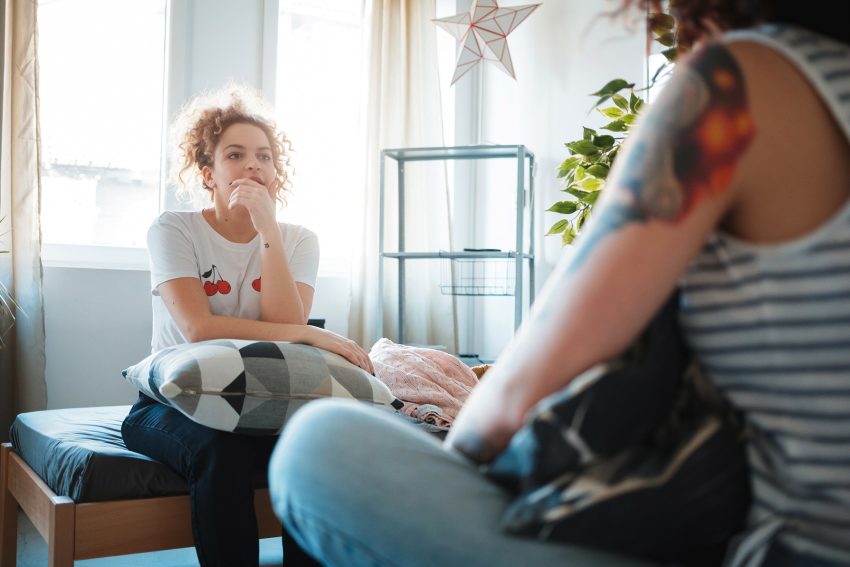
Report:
1,0,46,437
348,0,458,351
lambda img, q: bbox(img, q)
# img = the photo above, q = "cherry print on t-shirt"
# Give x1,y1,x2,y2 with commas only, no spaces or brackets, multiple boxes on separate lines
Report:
201,265,231,296
252,277,261,292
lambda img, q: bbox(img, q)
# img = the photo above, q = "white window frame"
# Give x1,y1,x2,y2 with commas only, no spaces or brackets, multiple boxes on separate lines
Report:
42,0,466,277
44,0,281,271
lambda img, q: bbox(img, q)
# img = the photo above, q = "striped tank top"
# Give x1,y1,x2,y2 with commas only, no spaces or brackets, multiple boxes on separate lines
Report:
679,24,850,566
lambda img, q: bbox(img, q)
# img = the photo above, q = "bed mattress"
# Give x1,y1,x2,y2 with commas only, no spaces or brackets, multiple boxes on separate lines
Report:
9,405,188,503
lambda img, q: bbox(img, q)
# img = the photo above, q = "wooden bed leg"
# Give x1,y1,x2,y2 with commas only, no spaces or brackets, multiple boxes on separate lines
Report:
1,443,19,567
48,495,74,567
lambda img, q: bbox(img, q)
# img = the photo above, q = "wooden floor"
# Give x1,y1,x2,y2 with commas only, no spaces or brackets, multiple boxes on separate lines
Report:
14,510,284,566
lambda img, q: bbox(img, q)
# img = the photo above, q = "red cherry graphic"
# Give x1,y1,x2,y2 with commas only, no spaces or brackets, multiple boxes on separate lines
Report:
252,278,261,292
201,264,232,296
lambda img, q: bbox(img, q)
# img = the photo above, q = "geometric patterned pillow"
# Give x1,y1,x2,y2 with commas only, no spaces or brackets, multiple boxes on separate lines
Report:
123,339,404,435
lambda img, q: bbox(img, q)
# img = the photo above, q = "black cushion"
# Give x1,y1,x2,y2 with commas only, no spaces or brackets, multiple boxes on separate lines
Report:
10,406,188,502
487,293,750,565
10,404,446,503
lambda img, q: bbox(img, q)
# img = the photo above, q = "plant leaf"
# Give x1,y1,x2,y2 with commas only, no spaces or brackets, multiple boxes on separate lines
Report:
546,219,568,236
581,178,604,192
601,120,627,132
591,79,634,97
662,47,678,62
576,208,589,231
592,135,615,149
629,92,642,113
547,200,579,215
598,106,624,119
566,140,599,156
562,224,577,245
584,190,602,205
612,93,630,111
564,186,592,201
557,156,582,178
621,113,637,125
583,127,596,141
574,166,587,181
586,163,610,177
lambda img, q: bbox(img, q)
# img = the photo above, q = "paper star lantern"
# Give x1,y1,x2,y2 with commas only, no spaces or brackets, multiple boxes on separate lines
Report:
434,0,541,85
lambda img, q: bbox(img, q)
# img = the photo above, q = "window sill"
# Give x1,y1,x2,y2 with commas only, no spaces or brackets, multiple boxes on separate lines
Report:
42,243,352,278
42,243,150,271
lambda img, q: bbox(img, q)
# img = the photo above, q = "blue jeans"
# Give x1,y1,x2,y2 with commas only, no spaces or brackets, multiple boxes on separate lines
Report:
121,394,319,567
268,399,655,567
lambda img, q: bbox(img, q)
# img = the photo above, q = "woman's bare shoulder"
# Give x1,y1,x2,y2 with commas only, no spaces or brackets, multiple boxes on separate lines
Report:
718,39,850,242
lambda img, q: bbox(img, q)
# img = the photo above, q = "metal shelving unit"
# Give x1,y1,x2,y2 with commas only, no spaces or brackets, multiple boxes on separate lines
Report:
378,145,535,344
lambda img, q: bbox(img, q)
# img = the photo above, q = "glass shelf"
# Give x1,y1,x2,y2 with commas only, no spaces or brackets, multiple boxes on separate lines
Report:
381,144,530,162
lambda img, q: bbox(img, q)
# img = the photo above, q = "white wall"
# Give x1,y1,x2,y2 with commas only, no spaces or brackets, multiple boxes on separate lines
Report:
43,266,350,409
452,2,645,359
43,0,645,407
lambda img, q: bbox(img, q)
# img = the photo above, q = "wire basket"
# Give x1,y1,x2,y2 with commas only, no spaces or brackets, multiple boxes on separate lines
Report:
440,257,515,296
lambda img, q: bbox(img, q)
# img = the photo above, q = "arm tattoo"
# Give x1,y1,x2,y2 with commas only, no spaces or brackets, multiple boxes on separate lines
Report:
570,43,755,271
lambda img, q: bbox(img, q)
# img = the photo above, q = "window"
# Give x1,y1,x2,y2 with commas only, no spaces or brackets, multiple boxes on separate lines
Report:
274,0,364,275
40,0,446,277
39,0,166,249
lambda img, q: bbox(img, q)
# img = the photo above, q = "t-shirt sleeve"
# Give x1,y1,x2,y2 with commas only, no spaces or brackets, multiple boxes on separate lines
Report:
288,227,320,289
147,213,200,296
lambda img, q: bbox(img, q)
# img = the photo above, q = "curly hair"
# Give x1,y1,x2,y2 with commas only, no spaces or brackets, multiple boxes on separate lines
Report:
170,83,293,205
626,0,848,52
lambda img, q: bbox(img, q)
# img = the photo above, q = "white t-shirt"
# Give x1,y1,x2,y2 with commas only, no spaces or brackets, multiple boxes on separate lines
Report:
147,211,319,352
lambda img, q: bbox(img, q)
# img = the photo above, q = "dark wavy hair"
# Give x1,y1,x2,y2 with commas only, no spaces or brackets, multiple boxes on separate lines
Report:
629,0,849,51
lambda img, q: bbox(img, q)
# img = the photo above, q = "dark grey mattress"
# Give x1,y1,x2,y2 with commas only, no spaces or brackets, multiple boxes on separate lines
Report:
10,404,448,504
9,405,188,503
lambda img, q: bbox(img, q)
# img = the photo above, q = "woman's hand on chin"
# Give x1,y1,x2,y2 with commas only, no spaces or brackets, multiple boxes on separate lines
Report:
302,326,375,375
227,177,279,236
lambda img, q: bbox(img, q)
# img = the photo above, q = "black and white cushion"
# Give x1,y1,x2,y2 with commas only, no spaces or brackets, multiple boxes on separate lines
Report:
123,340,403,435
487,293,750,564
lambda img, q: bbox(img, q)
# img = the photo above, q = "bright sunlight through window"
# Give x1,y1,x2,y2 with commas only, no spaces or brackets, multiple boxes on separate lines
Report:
39,0,166,248
275,0,363,275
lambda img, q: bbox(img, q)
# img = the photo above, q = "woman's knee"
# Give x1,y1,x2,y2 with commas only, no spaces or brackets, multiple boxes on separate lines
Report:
268,400,385,515
272,400,373,470
123,404,254,485
189,429,255,480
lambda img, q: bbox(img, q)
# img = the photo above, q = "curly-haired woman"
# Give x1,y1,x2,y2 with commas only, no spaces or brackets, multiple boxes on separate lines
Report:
121,85,367,566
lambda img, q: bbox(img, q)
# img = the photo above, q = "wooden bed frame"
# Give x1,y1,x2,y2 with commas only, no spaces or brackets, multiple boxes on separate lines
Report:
0,443,281,566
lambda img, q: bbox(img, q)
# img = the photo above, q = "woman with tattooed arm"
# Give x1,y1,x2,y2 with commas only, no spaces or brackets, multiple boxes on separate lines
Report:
268,2,850,565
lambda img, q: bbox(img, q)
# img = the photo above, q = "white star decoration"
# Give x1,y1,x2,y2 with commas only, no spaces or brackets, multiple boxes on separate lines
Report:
434,0,541,85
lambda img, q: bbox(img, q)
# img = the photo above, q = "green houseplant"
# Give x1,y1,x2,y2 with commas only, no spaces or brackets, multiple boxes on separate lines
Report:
547,13,677,245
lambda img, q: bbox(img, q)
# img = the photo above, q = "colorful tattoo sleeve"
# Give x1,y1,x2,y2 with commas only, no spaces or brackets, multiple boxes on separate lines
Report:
570,43,755,269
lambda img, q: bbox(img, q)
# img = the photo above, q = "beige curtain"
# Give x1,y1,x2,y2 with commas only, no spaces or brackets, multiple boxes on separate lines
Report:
0,0,46,440
349,0,458,351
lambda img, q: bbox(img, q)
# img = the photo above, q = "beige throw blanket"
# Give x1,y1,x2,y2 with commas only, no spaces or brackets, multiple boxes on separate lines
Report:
369,338,479,427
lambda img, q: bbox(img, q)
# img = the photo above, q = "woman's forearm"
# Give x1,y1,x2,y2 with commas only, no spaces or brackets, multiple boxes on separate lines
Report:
182,313,310,343
180,315,372,371
258,227,307,324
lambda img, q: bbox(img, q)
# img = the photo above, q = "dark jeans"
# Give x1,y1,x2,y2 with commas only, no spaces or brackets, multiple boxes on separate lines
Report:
121,394,319,567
